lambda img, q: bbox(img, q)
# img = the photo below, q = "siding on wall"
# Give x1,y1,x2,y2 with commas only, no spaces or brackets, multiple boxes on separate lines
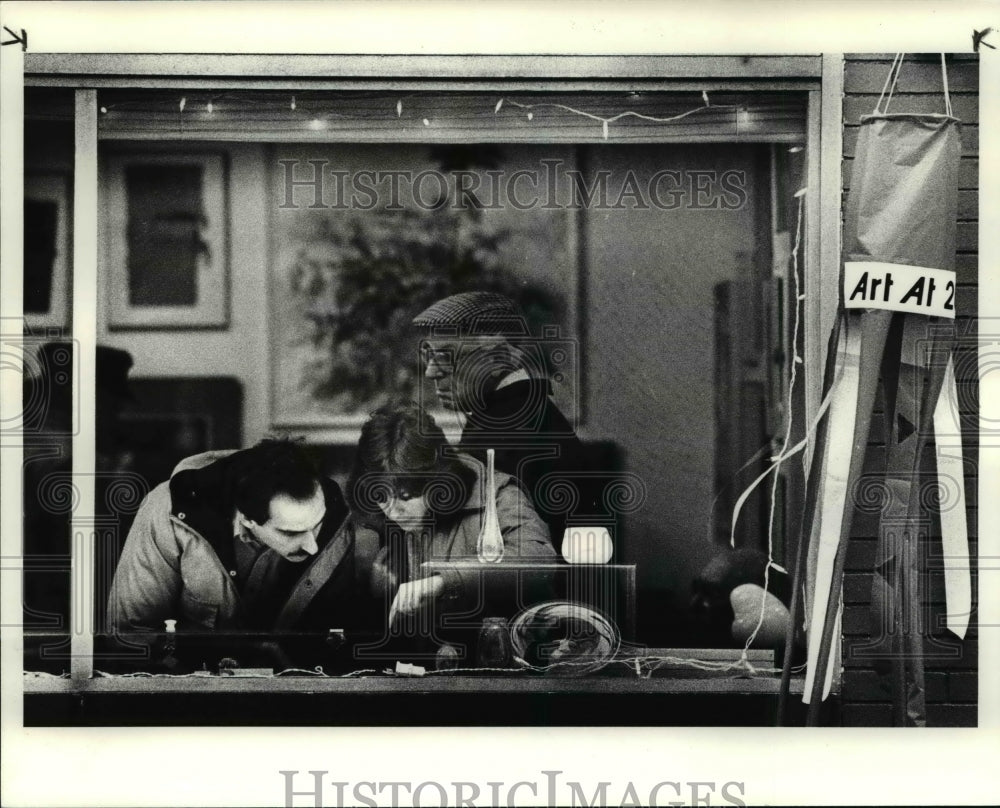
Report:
839,53,979,727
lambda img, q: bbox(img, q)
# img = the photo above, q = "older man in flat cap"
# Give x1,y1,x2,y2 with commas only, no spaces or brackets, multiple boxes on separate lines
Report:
412,291,608,551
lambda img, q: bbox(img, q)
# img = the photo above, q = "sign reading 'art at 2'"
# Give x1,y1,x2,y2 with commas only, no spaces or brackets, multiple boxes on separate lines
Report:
844,261,957,320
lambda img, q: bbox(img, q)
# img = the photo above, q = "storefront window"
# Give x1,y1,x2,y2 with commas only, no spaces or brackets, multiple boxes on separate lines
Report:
20,59,836,722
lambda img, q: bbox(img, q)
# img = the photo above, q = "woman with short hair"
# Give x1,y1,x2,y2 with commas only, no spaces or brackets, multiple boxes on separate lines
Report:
346,402,556,636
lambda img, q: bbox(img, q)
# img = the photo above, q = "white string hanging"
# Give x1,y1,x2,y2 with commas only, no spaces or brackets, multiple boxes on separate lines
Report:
874,54,954,120
941,54,953,117
727,234,850,553
740,183,807,656
494,93,741,140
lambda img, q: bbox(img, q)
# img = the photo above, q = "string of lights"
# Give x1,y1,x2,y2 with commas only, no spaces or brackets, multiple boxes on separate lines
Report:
495,94,744,139
93,90,774,140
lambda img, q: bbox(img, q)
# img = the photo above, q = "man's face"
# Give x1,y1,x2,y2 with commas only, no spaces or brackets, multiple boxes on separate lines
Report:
421,337,505,412
244,486,326,562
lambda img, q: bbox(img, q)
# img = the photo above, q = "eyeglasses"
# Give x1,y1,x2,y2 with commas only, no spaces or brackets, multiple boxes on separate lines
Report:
419,343,456,368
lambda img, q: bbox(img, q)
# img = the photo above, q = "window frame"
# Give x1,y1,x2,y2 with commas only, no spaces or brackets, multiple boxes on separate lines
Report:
104,149,230,329
20,53,844,691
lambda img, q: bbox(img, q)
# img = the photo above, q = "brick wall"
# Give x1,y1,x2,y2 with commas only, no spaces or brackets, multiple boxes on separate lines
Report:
839,53,979,727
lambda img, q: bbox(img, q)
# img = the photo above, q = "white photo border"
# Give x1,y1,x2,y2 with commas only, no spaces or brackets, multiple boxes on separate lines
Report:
1,3,998,808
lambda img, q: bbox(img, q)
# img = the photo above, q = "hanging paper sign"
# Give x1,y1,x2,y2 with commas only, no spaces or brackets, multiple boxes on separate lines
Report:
844,261,957,319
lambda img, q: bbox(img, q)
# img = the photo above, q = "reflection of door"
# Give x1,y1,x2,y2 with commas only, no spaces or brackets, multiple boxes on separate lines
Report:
584,142,775,598
713,276,779,550
713,144,806,561
120,377,244,498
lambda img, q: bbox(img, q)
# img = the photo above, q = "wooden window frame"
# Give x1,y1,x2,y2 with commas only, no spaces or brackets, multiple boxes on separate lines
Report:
20,53,843,693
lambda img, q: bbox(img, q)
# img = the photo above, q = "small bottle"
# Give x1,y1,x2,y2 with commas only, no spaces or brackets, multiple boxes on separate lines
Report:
477,449,504,563
325,629,346,651
163,619,177,645
435,643,462,671
161,619,179,672
476,617,513,668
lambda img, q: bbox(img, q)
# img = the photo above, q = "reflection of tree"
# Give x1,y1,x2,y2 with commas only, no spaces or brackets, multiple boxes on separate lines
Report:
288,154,558,412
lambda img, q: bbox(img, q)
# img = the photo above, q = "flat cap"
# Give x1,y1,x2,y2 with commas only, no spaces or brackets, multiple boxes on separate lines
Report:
29,342,134,400
411,291,529,336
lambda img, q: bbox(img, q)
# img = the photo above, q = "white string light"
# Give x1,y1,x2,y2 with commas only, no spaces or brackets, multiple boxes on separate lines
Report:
107,92,753,138
102,92,371,132
101,91,757,139
495,94,742,140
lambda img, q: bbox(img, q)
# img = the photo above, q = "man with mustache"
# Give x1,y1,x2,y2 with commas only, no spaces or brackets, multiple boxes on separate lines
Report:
107,438,372,650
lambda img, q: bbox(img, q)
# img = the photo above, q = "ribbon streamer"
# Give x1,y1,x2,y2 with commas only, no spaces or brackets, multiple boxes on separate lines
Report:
932,356,970,639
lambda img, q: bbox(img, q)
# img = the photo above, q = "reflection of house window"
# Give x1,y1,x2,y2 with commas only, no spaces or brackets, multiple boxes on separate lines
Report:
23,173,70,329
24,198,59,312
125,163,205,306
105,151,228,329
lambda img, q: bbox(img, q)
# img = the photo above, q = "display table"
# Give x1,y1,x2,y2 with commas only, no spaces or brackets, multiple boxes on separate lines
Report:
24,648,817,726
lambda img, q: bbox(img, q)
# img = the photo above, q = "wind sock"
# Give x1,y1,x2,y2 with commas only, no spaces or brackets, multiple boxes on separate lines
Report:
799,55,967,726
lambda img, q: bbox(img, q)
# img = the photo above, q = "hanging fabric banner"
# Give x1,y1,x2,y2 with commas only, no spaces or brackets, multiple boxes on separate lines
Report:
801,321,860,704
933,356,971,640
802,310,892,707
799,55,967,724
843,112,960,276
